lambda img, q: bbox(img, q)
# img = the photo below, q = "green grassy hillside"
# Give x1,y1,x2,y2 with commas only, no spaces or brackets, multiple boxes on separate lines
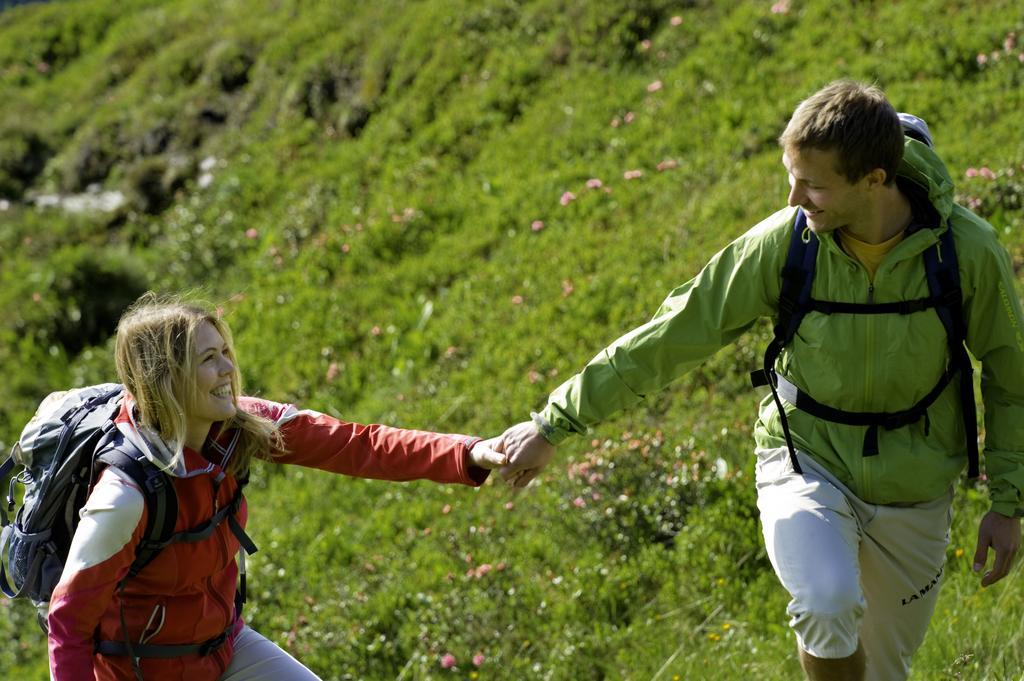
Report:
2,1,1023,679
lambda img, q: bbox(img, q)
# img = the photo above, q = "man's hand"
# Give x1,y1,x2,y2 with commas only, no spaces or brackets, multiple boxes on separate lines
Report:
497,421,556,488
972,510,1021,587
468,437,508,470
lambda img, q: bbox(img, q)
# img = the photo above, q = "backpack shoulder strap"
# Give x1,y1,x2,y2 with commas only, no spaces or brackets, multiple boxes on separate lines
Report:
95,442,178,577
752,208,819,388
750,208,818,474
922,224,979,478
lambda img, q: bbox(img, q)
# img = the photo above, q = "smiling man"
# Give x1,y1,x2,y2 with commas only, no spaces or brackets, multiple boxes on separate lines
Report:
496,80,1024,681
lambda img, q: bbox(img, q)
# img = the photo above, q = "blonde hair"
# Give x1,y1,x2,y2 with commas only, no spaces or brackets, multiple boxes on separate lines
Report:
779,79,904,185
114,292,281,476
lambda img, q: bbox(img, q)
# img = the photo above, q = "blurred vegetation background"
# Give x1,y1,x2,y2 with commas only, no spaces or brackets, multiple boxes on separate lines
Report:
2,1,1023,679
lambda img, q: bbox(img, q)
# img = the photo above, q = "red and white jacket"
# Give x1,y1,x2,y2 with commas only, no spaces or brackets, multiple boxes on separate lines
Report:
48,396,487,681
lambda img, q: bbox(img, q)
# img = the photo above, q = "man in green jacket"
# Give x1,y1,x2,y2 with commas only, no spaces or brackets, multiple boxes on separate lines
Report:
497,80,1024,681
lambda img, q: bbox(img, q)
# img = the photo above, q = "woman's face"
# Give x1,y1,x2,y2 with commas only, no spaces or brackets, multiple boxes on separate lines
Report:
186,320,237,448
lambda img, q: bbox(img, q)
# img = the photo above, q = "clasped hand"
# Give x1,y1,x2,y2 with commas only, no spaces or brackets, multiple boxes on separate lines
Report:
468,421,556,488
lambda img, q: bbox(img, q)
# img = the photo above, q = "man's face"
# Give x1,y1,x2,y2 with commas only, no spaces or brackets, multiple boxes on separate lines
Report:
782,146,870,235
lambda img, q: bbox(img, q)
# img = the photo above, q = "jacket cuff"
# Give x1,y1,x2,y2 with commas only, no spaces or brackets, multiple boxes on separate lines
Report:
457,435,491,486
537,405,579,445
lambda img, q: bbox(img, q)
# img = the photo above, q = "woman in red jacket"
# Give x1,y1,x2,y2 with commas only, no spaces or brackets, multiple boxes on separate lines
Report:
47,294,506,681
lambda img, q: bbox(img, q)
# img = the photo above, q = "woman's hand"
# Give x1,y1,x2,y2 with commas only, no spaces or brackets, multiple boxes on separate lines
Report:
468,437,508,470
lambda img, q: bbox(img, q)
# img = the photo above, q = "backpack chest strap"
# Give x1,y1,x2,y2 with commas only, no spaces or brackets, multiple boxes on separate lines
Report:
138,484,256,558
772,367,957,457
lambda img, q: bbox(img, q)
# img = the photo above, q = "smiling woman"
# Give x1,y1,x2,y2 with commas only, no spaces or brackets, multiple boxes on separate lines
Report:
186,322,239,450
46,293,507,681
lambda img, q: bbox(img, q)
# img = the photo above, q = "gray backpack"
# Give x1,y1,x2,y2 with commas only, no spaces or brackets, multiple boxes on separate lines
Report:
0,384,177,627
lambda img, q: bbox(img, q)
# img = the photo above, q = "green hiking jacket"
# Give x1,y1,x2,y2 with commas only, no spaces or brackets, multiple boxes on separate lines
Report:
539,140,1024,517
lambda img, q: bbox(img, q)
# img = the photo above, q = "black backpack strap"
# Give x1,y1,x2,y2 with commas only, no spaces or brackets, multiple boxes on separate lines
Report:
751,209,816,474
95,444,178,578
923,224,979,478
95,620,235,660
806,296,937,316
0,454,14,598
1,454,15,529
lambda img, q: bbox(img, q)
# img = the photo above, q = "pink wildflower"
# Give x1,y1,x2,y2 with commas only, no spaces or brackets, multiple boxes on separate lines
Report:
512,295,524,305
965,167,979,178
441,653,456,669
473,654,486,667
670,15,683,26
442,504,451,514
505,502,515,510
325,362,340,383
573,497,586,508
623,169,643,180
979,166,996,180
528,369,541,384
476,563,493,577
559,191,576,206
32,292,42,303
639,39,651,51
610,116,621,128
371,325,382,336
657,159,679,171
624,111,635,124
341,243,350,253
771,0,790,14
561,279,575,297
647,79,663,93
531,220,545,232
1019,52,1024,63
245,228,259,239
977,53,988,65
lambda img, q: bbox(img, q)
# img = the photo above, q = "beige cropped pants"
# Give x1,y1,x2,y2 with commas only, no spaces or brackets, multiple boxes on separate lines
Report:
755,447,953,681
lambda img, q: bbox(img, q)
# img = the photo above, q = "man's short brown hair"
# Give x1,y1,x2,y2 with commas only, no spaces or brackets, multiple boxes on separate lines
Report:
779,80,904,185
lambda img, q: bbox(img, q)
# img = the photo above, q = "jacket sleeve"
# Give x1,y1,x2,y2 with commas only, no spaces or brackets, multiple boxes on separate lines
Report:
239,398,488,486
48,467,147,681
538,211,791,444
961,214,1024,517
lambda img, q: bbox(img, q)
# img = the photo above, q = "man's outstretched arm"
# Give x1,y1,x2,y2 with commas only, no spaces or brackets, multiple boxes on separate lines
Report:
498,211,791,486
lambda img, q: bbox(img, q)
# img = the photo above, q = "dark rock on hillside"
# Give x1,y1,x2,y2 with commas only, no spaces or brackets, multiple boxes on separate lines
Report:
0,127,51,198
